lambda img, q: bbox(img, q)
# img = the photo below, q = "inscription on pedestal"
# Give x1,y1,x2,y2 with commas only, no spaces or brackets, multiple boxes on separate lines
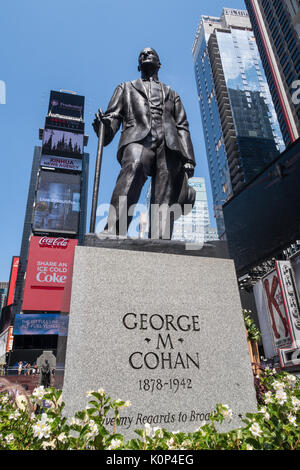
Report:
63,245,257,436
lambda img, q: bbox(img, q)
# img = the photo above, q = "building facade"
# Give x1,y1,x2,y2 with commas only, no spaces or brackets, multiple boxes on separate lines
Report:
172,177,218,243
9,91,89,369
192,8,284,237
0,282,8,313
245,0,300,146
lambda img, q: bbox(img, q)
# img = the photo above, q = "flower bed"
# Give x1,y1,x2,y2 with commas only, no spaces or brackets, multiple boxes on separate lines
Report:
0,369,299,450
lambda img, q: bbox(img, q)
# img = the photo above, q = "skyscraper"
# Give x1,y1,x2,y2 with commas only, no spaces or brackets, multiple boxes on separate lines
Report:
172,177,218,243
245,0,300,146
192,8,284,237
0,282,8,313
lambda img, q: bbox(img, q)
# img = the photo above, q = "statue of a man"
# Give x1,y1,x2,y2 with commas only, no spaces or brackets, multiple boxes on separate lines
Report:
40,359,51,388
93,48,196,239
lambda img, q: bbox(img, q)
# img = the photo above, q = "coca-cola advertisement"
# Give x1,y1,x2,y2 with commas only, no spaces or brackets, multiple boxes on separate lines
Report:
22,236,78,312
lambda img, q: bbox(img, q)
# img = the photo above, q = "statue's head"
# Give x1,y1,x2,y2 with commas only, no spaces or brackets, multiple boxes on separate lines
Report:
138,48,161,73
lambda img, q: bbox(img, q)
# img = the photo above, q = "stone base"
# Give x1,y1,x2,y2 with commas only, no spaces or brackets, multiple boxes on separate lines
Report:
63,238,257,437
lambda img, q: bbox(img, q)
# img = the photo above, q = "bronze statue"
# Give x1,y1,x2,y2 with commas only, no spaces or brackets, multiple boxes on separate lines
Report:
40,359,51,388
93,48,196,239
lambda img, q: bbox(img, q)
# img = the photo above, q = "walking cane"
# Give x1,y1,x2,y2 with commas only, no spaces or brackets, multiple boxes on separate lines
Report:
89,109,105,233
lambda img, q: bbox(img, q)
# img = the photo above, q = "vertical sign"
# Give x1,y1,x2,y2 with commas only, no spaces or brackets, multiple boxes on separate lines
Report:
276,260,300,369
262,268,291,351
7,257,19,306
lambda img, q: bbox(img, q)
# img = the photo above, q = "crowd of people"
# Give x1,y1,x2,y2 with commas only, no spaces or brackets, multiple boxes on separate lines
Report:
0,361,39,376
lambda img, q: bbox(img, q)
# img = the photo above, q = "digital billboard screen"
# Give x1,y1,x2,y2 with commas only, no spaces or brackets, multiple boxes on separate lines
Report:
223,139,300,276
13,314,69,336
45,116,84,133
33,171,81,234
48,91,84,119
42,128,83,157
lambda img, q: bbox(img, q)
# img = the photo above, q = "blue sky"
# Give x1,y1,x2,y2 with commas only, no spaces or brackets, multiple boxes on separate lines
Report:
0,0,246,281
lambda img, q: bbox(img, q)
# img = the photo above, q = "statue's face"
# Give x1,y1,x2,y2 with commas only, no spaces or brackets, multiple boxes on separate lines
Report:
138,48,160,71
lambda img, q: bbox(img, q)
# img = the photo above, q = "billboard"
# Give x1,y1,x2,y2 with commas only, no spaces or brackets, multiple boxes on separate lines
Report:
223,139,300,275
261,268,292,351
45,116,84,133
7,256,19,306
42,128,83,157
33,170,81,235
13,314,69,336
48,91,84,120
40,155,82,172
22,236,78,312
0,328,9,360
254,260,300,369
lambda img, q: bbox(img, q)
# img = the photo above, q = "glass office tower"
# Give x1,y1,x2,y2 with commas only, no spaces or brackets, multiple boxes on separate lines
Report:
172,177,218,243
245,0,300,147
192,8,284,237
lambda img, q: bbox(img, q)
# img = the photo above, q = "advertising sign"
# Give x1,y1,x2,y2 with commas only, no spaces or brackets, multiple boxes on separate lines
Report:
0,328,9,359
254,261,300,369
276,261,300,347
45,116,84,133
33,170,81,235
262,268,292,351
42,128,83,157
13,314,69,336
22,236,78,312
48,91,84,120
7,256,19,306
40,155,82,172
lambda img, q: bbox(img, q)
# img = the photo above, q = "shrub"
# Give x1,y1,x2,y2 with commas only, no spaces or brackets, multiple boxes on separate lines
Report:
0,370,299,450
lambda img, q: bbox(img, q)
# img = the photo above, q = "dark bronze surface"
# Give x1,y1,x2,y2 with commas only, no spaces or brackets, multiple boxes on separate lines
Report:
92,48,196,239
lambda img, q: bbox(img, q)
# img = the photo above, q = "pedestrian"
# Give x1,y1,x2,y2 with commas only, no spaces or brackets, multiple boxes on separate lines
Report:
18,361,23,376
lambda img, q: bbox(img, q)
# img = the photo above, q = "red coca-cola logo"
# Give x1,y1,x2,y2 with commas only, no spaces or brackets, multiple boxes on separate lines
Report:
39,237,69,248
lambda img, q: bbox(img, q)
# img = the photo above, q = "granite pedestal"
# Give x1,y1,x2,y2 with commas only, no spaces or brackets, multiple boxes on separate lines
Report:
63,236,257,436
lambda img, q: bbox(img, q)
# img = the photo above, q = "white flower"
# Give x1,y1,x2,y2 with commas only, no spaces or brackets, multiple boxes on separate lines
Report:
86,390,95,397
98,388,105,396
124,400,131,408
57,432,67,442
246,444,253,450
32,386,46,401
264,391,273,404
249,422,263,438
288,414,297,427
292,397,300,411
144,422,152,437
220,404,233,420
166,437,175,448
32,414,51,439
286,374,297,385
88,420,98,437
69,417,81,426
42,439,56,449
5,433,14,443
108,438,122,450
275,389,287,405
273,380,285,391
259,407,270,421
9,410,21,421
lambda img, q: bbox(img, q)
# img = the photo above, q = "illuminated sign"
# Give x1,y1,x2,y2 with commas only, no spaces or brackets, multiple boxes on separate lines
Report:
42,128,83,157
33,170,81,235
22,236,78,312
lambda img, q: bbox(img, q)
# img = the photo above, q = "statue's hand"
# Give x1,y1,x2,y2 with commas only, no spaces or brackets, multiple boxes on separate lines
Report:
92,108,105,137
184,163,195,179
